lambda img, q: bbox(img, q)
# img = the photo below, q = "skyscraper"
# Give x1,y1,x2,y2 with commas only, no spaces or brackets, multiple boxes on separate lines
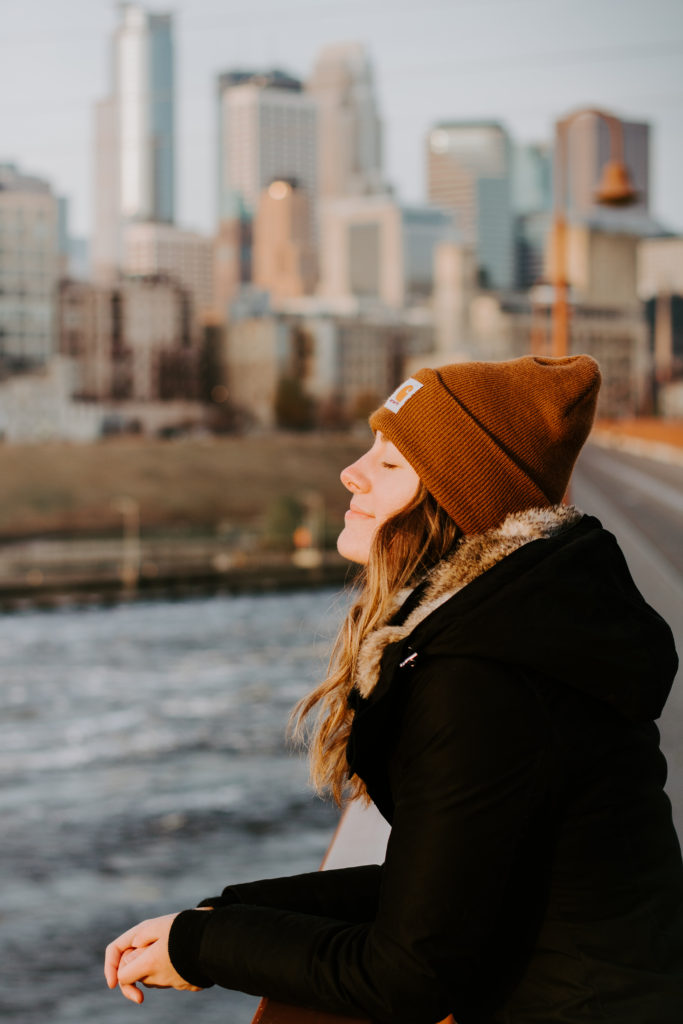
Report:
252,180,317,300
513,142,553,289
513,142,553,217
0,163,61,367
216,70,317,223
93,3,175,281
426,121,515,290
318,195,456,308
306,42,385,199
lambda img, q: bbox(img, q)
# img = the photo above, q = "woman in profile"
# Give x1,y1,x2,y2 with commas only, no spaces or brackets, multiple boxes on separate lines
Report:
105,355,683,1023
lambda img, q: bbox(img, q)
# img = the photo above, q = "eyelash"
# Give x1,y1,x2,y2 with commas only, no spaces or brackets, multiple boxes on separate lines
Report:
381,462,398,469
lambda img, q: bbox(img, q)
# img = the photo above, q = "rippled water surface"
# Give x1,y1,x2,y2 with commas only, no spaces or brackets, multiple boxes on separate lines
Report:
0,590,347,1023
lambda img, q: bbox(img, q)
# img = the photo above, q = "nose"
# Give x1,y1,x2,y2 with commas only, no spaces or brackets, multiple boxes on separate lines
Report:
340,457,369,494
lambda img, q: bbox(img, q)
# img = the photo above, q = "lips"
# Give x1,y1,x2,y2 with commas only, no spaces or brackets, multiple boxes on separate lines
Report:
346,505,374,519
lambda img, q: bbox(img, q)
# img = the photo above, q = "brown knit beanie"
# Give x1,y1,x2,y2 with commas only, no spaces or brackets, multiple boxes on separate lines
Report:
369,354,601,535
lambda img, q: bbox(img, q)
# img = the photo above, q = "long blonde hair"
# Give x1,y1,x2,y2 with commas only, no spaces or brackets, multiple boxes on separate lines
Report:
291,484,460,806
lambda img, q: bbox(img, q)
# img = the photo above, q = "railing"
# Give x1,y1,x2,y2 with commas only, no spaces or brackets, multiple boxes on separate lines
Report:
248,802,455,1024
249,801,386,1024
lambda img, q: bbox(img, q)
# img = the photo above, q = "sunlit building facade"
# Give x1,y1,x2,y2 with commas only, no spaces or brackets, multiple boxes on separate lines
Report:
252,180,318,300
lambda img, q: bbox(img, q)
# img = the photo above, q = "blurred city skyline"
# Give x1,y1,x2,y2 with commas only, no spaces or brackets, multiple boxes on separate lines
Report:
3,0,683,238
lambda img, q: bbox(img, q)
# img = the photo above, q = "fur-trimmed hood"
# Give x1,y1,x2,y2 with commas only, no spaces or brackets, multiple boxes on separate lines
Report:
355,504,582,698
352,505,678,722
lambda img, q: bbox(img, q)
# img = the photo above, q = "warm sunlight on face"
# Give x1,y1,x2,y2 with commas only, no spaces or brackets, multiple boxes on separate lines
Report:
337,432,421,565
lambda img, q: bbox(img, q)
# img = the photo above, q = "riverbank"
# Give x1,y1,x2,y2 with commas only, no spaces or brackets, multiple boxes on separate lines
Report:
0,432,368,609
0,432,369,540
0,544,356,612
4,421,682,610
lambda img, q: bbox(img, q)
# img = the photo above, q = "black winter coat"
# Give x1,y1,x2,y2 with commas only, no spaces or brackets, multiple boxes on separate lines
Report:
169,507,683,1023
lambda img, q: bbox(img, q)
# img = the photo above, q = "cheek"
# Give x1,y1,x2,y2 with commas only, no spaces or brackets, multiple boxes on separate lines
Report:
376,480,420,524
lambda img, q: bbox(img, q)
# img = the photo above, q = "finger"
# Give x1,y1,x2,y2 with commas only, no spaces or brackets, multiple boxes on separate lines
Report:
105,944,137,988
105,917,164,988
119,980,144,1005
104,925,144,987
121,947,145,967
104,946,124,989
118,943,156,988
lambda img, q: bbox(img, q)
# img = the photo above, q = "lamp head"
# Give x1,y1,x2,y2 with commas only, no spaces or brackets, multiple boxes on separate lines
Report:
595,160,638,206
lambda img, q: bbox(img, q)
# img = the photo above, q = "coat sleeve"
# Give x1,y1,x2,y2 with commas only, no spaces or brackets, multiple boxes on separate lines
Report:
188,864,384,919
168,657,550,1024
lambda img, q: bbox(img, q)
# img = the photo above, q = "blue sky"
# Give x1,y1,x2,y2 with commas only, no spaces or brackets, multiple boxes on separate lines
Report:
2,0,682,237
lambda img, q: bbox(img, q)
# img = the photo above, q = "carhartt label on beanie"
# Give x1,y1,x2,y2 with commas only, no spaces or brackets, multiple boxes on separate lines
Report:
384,378,423,413
370,354,601,535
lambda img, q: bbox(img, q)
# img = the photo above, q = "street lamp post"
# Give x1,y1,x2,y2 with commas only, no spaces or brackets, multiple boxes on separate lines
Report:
113,495,141,592
550,107,638,358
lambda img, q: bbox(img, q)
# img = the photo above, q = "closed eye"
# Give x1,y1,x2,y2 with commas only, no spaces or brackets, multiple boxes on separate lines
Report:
381,462,398,469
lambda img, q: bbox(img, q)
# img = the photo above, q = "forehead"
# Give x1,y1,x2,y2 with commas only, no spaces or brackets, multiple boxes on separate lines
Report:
374,432,408,459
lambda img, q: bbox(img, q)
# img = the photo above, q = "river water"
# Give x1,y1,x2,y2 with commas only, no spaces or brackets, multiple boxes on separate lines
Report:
0,590,348,1024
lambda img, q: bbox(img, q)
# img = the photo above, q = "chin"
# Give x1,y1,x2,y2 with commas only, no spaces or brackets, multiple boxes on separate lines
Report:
336,527,369,565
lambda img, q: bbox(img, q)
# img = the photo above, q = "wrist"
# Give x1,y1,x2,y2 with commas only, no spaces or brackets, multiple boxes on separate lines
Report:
168,909,215,989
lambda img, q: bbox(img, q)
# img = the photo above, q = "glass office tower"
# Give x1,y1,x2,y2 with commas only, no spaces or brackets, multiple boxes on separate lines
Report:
116,3,175,223
94,3,175,280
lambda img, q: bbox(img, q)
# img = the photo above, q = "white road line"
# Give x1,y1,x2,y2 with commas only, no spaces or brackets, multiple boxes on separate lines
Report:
585,448,683,518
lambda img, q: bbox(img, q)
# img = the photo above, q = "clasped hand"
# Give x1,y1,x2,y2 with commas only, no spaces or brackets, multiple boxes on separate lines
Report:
104,912,203,1004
